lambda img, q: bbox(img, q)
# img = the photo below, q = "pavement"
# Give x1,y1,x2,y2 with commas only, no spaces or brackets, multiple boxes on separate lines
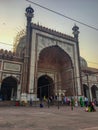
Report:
0,105,98,130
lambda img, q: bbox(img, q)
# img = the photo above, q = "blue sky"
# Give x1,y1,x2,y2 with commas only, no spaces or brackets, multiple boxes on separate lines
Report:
0,0,98,68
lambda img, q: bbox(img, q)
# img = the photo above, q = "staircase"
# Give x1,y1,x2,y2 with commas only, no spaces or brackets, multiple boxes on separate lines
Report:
0,101,15,106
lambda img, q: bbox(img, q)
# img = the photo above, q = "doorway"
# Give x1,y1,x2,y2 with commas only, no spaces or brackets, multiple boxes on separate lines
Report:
83,84,90,100
0,76,17,101
37,75,54,100
91,85,98,100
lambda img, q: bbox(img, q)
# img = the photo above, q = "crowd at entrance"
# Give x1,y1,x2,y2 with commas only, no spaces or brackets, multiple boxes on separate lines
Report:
35,95,97,112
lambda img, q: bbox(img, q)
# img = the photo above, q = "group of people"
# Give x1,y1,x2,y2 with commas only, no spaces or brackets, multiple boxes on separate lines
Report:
79,96,96,112
62,96,96,112
29,95,97,112
85,102,96,112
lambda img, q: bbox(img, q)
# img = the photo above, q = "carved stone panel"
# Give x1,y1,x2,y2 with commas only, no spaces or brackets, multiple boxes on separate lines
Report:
3,62,21,72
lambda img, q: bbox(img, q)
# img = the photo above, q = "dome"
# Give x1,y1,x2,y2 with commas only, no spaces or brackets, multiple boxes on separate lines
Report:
80,57,88,68
25,6,34,14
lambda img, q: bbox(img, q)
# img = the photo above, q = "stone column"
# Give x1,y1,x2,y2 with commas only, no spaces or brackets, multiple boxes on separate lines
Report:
89,86,92,101
0,82,1,91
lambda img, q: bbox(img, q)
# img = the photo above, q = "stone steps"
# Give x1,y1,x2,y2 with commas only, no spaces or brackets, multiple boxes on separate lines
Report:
0,101,15,106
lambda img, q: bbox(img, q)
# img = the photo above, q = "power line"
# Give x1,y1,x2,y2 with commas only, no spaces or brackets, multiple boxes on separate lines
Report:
87,61,98,65
0,42,13,46
26,0,98,31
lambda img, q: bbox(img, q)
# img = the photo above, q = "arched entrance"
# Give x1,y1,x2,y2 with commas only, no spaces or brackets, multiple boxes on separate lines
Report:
38,45,73,96
83,84,90,99
0,76,17,101
91,85,98,100
37,75,54,99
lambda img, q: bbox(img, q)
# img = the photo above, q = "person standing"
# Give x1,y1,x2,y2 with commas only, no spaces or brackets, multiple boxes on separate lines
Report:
70,97,75,110
84,96,88,107
30,98,33,106
79,97,84,107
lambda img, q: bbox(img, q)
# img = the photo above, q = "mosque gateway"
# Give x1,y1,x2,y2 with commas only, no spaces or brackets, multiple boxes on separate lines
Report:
0,6,98,105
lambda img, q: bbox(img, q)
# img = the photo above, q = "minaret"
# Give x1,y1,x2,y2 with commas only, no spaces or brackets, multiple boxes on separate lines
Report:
72,25,82,96
21,6,34,102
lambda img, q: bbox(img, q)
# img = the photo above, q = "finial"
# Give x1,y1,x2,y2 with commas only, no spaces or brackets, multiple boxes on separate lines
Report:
26,6,34,14
25,6,34,21
72,24,79,39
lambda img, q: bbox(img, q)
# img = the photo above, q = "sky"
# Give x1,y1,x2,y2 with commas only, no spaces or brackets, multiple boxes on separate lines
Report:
0,0,98,68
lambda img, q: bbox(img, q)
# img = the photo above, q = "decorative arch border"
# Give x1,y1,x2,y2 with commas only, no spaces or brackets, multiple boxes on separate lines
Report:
1,73,20,84
38,45,73,67
38,72,54,83
37,34,74,66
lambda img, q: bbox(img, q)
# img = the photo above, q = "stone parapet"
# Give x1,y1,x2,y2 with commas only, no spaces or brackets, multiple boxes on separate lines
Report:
0,49,23,62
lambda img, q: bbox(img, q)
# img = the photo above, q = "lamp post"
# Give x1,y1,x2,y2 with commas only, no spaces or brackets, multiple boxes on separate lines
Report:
48,84,50,108
85,73,91,102
40,86,42,102
57,89,61,109
57,91,60,109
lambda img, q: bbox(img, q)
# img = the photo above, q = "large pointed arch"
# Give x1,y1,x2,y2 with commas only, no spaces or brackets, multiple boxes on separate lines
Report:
38,45,73,68
38,45,74,96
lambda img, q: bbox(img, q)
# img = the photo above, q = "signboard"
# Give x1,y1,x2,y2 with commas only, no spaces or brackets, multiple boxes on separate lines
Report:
4,62,21,72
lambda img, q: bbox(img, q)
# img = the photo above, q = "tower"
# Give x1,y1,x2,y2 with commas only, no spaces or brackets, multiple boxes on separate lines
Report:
72,25,82,96
21,6,34,101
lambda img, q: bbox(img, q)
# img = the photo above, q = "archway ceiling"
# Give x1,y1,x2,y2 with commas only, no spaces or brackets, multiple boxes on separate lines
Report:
91,85,98,89
83,84,89,88
38,45,72,68
1,76,17,87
